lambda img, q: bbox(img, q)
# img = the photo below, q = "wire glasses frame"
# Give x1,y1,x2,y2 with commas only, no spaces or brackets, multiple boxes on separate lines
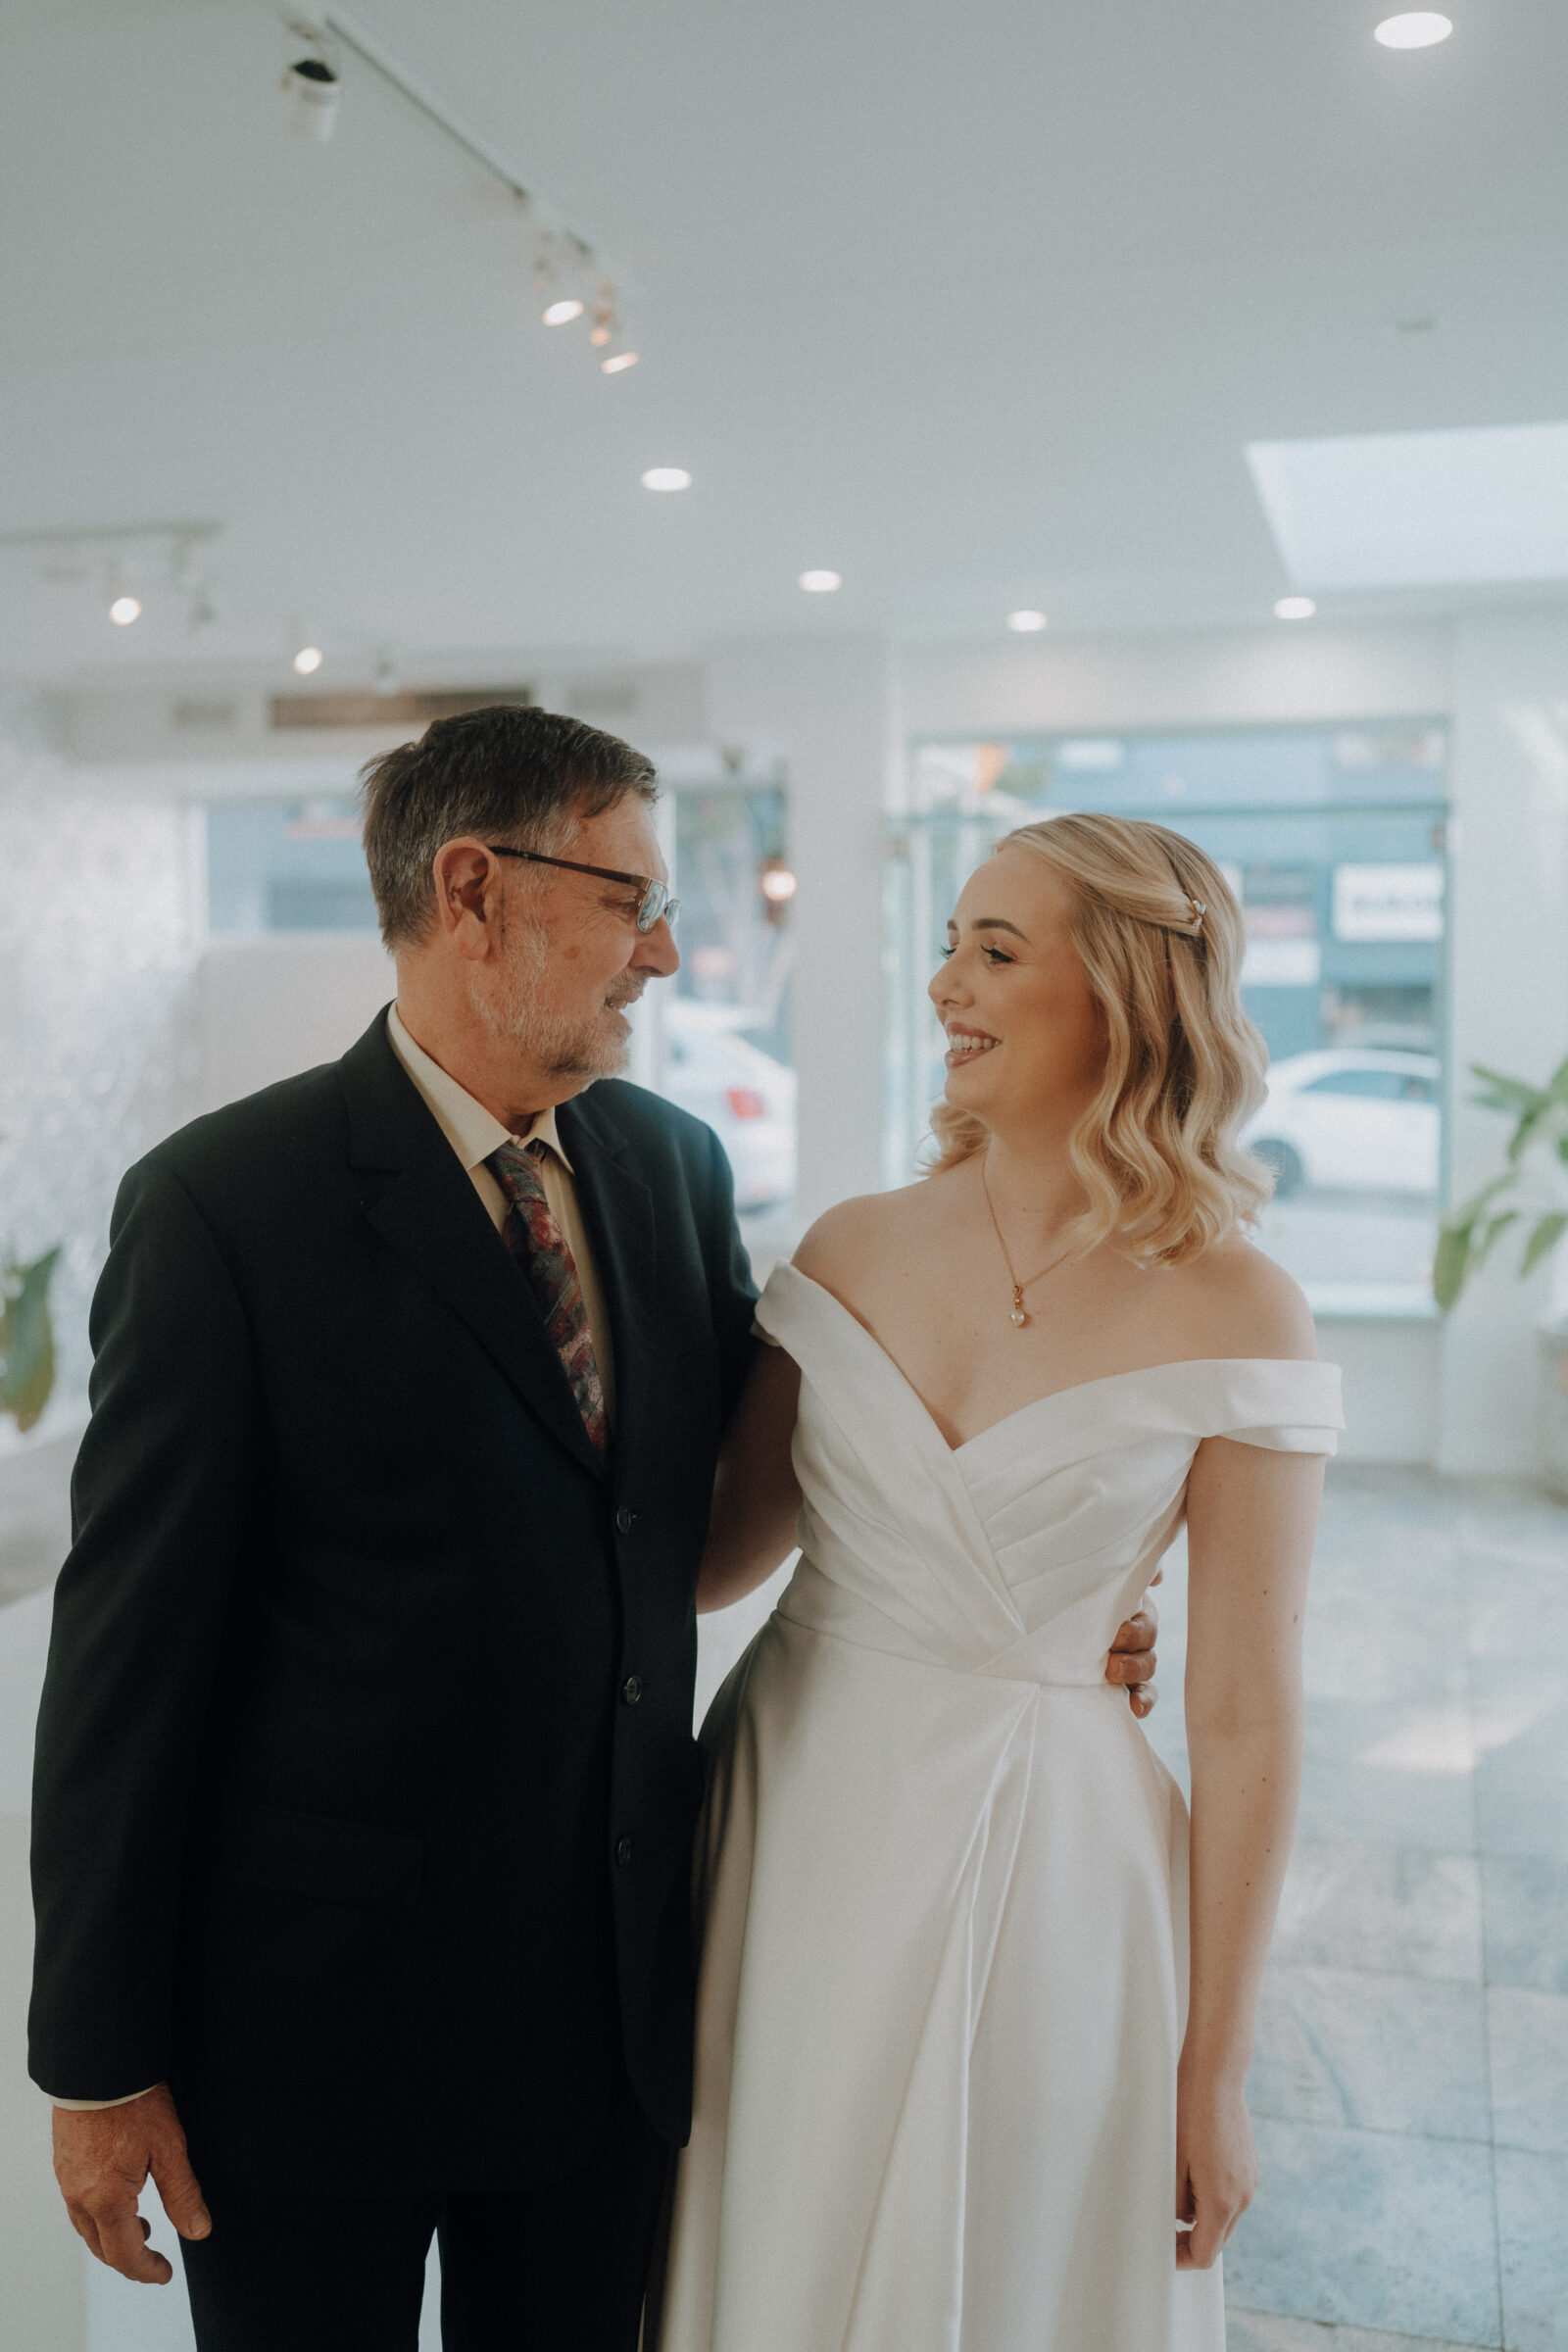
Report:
485,845,680,934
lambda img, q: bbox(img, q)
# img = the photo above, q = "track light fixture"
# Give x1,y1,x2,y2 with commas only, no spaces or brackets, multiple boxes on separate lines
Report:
283,25,342,139
284,12,638,376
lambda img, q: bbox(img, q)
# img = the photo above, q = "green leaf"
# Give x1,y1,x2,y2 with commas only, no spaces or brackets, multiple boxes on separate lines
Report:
1521,1212,1568,1279
0,1248,61,1434
1469,1063,1546,1116
1433,1223,1473,1311
1475,1209,1521,1269
1442,1170,1518,1234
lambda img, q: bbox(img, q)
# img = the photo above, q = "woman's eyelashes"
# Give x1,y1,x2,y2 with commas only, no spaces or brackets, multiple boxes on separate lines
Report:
937,941,1016,965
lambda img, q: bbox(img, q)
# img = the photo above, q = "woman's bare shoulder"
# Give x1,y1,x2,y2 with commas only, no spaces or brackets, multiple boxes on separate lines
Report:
793,1175,949,1298
1168,1231,1318,1363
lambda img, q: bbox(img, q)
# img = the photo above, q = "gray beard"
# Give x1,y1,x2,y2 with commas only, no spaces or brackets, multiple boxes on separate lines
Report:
470,916,640,1082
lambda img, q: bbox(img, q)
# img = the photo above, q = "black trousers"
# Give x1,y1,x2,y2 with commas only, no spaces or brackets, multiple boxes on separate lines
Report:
179,2082,669,2351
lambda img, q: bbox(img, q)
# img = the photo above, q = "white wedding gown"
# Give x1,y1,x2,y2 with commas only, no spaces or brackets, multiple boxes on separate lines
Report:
656,1264,1343,2352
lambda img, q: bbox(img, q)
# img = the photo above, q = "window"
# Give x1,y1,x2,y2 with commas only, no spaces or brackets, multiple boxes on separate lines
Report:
206,799,378,934
646,781,797,1237
886,724,1448,1316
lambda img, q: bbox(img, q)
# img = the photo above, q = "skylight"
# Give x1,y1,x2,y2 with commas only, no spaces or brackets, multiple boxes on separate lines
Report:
1246,422,1568,589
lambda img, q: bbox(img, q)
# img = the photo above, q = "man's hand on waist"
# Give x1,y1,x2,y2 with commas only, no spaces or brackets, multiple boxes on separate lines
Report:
52,2082,211,2284
1105,1573,1160,1718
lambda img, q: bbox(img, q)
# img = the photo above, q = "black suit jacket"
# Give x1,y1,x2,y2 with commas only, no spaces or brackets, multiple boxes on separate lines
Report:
28,1011,757,2195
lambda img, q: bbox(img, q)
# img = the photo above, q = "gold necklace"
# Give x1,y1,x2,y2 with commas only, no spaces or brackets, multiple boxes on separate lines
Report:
979,1155,1074,1328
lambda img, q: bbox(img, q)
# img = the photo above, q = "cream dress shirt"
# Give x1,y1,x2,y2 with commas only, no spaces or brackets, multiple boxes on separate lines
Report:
48,1007,616,2110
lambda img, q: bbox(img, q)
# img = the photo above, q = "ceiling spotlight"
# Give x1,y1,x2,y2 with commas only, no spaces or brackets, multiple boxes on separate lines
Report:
760,859,798,905
283,50,341,139
109,593,142,627
601,350,640,374
1374,11,1452,46
293,643,324,674
1274,596,1317,620
642,467,691,492
799,569,842,593
543,298,585,325
1006,610,1049,633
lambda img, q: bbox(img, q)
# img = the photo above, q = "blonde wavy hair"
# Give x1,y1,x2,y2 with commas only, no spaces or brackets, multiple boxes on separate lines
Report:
928,813,1271,1265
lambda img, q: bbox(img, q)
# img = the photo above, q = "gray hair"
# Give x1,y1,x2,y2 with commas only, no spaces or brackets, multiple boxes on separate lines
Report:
359,704,658,949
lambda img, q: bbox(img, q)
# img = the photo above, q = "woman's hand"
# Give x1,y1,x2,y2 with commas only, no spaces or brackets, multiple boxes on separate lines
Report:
1174,2063,1256,2269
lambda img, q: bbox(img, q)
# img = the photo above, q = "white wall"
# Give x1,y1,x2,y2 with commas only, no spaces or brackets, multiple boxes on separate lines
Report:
897,620,1453,746
707,636,894,1223
196,934,394,1113
1437,611,1568,1475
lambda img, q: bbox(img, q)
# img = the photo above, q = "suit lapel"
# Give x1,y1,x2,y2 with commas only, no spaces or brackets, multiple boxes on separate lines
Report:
558,1091,660,1494
338,1013,607,1483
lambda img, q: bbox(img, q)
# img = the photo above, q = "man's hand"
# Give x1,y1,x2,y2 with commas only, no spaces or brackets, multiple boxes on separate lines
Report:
53,2083,211,2284
1105,1578,1160,1718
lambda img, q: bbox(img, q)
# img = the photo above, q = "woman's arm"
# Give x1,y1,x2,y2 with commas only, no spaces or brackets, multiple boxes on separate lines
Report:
697,1341,804,1614
1176,1431,1324,2269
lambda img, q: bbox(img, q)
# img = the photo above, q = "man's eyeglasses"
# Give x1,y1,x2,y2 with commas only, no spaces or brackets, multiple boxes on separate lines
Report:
485,846,680,935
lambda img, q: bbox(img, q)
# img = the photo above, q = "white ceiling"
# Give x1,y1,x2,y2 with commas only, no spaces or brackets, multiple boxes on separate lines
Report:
3,0,1567,687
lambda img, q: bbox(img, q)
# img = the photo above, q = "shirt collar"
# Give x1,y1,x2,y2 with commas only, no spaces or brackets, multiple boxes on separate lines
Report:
386,1004,575,1175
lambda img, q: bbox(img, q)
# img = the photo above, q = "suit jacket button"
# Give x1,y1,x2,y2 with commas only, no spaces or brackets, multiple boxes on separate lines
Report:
622,1675,643,1705
615,1835,634,1867
615,1504,635,1535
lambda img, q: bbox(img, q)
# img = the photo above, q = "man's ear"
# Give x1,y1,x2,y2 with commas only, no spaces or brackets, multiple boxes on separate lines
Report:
430,839,502,961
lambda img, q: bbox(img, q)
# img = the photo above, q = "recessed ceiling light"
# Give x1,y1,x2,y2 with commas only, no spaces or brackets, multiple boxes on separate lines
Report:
293,644,324,674
641,467,691,492
1274,596,1317,620
1006,610,1049,633
543,298,585,325
108,594,142,626
601,350,639,374
1374,11,1452,47
799,569,842,593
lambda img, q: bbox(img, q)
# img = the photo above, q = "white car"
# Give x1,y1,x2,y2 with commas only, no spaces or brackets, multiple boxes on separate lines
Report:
1242,1049,1441,1199
661,1001,798,1211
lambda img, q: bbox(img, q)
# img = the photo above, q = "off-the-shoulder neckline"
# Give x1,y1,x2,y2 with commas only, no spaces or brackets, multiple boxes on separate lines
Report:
761,1261,1337,1458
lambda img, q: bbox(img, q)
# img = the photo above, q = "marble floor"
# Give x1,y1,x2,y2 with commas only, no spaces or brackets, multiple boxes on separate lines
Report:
1142,1468,1568,2352
2,1458,1564,2348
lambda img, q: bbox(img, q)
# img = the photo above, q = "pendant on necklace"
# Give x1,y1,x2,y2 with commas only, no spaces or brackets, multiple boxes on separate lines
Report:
1009,1288,1028,1328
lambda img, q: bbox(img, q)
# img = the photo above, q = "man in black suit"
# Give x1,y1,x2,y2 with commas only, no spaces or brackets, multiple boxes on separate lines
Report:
29,707,759,2348
29,703,1158,2346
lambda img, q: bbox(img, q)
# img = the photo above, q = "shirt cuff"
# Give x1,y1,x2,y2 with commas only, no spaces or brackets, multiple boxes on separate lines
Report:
44,2086,159,2111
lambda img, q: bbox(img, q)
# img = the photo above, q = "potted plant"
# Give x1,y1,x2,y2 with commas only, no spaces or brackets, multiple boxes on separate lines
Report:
1435,1055,1568,1494
1,1246,61,1435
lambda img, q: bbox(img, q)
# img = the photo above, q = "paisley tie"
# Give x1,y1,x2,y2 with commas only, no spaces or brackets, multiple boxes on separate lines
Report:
487,1140,610,1456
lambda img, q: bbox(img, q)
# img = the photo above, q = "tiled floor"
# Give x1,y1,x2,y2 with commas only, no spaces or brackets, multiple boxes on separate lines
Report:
3,1458,1563,2347
1145,1468,1568,2352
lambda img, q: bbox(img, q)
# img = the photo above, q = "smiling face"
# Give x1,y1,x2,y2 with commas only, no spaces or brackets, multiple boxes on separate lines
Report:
472,795,679,1085
929,844,1108,1138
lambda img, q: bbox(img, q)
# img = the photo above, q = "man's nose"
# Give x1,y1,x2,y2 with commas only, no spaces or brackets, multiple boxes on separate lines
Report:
635,917,680,978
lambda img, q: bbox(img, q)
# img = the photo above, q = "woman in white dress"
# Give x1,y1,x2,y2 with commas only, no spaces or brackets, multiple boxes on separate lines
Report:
656,815,1342,2352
